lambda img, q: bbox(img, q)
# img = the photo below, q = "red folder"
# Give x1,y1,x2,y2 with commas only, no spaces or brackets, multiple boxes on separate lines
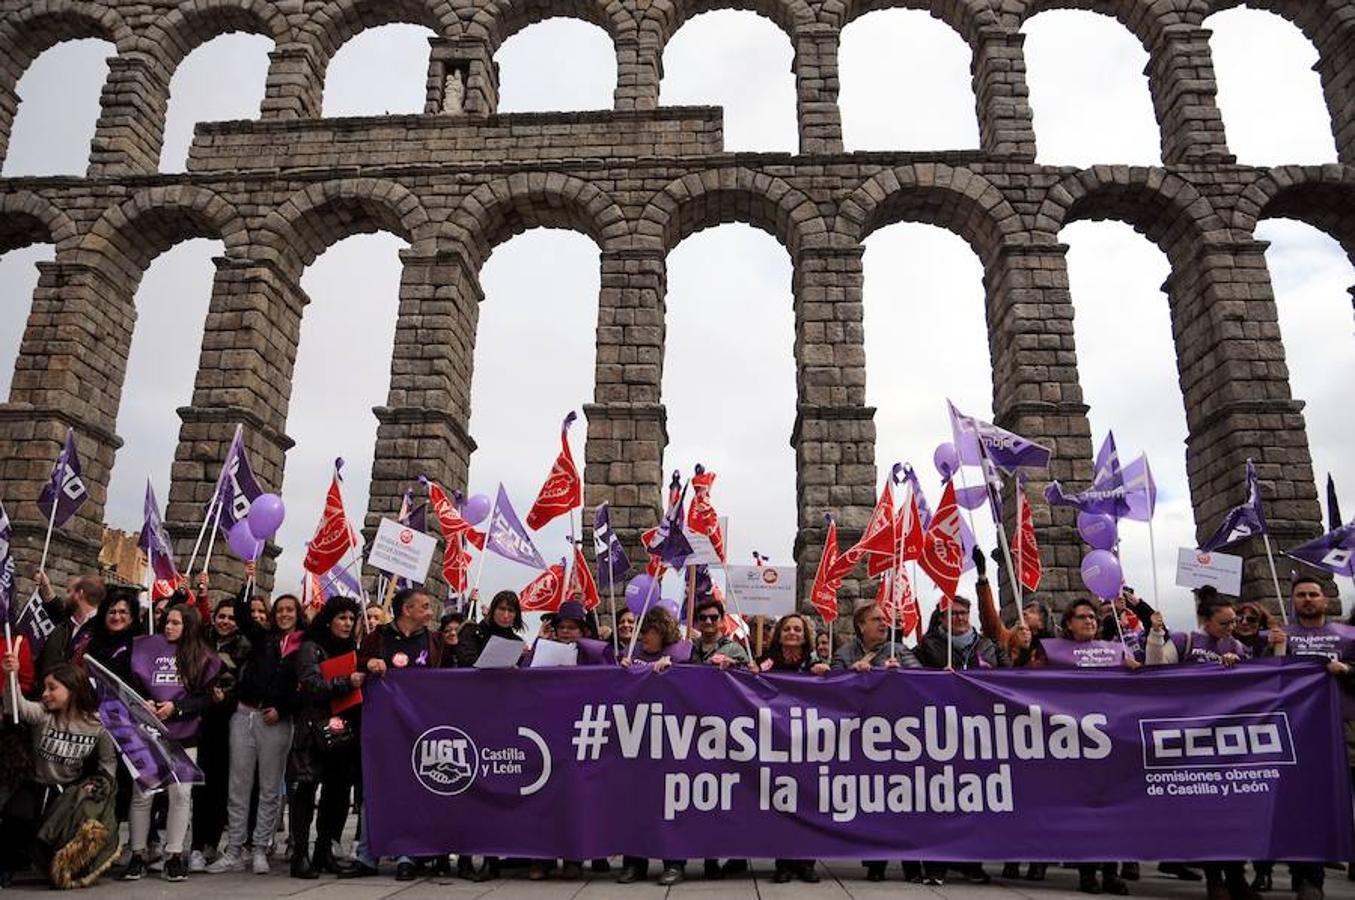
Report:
319,651,362,714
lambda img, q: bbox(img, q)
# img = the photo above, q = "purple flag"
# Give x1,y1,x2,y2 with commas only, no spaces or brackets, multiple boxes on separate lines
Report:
1092,432,1122,491
13,587,56,660
646,481,693,569
901,464,933,529
1327,475,1343,533
486,484,547,569
1285,524,1355,578
138,482,179,584
214,425,264,536
87,656,205,790
948,400,1051,474
1122,454,1156,522
36,428,88,528
1200,459,1268,552
0,499,13,623
318,561,363,599
593,503,631,589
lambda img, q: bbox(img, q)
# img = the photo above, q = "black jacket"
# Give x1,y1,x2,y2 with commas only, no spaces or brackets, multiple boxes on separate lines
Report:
233,589,297,715
916,625,1009,670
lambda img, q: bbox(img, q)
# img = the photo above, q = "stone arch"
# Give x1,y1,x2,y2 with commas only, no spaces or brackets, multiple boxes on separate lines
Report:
1236,166,1355,266
142,0,292,73
77,186,248,289
638,0,814,53
835,165,1026,266
828,0,996,48
1001,0,1200,48
465,0,635,50
0,192,79,255
637,168,826,257
0,2,133,168
259,178,433,279
448,173,629,272
300,0,459,106
0,2,134,77
1038,166,1222,266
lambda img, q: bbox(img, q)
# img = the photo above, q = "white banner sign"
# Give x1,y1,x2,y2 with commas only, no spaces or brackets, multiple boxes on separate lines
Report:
368,518,437,583
682,517,730,568
725,565,796,616
1174,547,1243,595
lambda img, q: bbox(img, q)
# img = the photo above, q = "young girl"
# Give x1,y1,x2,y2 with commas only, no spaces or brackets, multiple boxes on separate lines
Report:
121,604,220,883
0,657,116,886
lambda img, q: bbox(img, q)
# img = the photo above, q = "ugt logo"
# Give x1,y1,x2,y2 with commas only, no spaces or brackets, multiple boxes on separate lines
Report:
412,726,478,796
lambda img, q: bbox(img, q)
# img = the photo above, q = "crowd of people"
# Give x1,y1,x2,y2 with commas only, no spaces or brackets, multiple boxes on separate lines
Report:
0,548,1351,900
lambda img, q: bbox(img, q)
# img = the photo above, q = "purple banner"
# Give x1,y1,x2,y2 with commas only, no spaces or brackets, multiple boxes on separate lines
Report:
87,657,204,791
363,661,1351,862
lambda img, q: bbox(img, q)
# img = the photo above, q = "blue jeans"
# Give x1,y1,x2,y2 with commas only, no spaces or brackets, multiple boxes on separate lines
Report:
354,802,411,868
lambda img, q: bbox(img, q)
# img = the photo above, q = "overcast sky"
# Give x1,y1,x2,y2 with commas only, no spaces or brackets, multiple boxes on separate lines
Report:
0,8,1349,627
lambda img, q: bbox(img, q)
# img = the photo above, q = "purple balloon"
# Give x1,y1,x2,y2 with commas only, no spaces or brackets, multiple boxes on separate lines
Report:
625,574,658,616
227,519,263,561
933,442,959,481
1077,511,1118,551
1080,549,1123,599
656,597,681,619
462,493,491,526
247,493,285,541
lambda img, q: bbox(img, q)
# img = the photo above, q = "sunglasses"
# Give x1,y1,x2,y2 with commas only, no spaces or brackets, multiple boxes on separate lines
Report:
697,613,722,622
1239,614,1260,624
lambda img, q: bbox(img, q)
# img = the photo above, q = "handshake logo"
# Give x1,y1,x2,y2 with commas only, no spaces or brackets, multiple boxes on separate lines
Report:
1139,713,1295,770
412,726,478,796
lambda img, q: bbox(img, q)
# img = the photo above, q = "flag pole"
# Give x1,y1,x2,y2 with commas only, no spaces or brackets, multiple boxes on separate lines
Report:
684,564,697,637
1262,533,1289,625
4,625,18,724
184,492,221,578
199,497,225,577
467,492,500,621
1146,515,1163,616
36,493,58,574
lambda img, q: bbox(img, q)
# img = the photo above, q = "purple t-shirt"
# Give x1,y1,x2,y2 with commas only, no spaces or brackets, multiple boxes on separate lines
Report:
1168,631,1250,664
1041,638,1127,669
130,635,220,742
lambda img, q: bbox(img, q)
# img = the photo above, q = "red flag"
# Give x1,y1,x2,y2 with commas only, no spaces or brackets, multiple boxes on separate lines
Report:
427,480,472,540
686,466,726,562
860,481,897,577
919,481,965,599
520,561,566,612
809,516,845,623
304,465,357,575
151,574,186,603
443,534,472,593
525,413,582,531
901,490,925,562
565,544,601,611
1014,482,1042,593
875,568,921,640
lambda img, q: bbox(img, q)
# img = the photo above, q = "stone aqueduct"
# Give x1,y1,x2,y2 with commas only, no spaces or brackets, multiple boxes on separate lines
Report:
0,0,1352,612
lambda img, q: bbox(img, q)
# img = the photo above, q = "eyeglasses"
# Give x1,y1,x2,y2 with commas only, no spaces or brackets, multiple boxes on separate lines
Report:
697,613,721,622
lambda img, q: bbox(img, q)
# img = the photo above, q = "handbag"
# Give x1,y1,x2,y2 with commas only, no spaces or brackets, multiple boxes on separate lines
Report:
317,716,356,751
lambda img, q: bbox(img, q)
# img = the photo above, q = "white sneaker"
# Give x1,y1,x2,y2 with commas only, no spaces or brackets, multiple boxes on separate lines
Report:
205,850,245,874
251,851,271,875
188,850,207,873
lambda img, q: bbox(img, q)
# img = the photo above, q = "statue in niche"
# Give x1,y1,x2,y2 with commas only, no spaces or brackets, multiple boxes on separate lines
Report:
443,68,466,114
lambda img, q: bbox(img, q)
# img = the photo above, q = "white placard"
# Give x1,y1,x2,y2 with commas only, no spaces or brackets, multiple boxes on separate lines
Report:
367,518,437,583
724,565,796,616
682,517,729,568
529,638,579,668
1174,548,1243,595
473,635,526,669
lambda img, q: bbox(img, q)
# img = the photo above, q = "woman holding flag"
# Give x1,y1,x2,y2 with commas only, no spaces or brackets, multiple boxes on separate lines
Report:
122,603,221,883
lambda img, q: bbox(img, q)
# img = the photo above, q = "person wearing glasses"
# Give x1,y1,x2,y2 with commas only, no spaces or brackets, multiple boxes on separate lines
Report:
688,599,750,670
832,603,920,673
1234,601,1286,660
1145,587,1249,667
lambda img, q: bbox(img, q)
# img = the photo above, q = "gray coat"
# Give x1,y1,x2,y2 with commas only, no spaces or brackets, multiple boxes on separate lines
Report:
831,638,921,670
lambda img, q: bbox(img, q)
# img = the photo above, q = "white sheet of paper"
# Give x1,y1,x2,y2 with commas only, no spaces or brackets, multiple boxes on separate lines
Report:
473,635,526,669
529,639,579,668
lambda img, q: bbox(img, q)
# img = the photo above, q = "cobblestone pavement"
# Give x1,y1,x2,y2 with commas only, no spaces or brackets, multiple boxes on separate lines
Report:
5,859,1353,899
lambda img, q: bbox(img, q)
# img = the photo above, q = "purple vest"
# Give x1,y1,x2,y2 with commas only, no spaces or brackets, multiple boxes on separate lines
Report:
130,635,221,742
1041,638,1126,669
1169,631,1250,664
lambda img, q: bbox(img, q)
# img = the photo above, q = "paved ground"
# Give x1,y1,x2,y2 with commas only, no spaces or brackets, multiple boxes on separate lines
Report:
5,860,1354,898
